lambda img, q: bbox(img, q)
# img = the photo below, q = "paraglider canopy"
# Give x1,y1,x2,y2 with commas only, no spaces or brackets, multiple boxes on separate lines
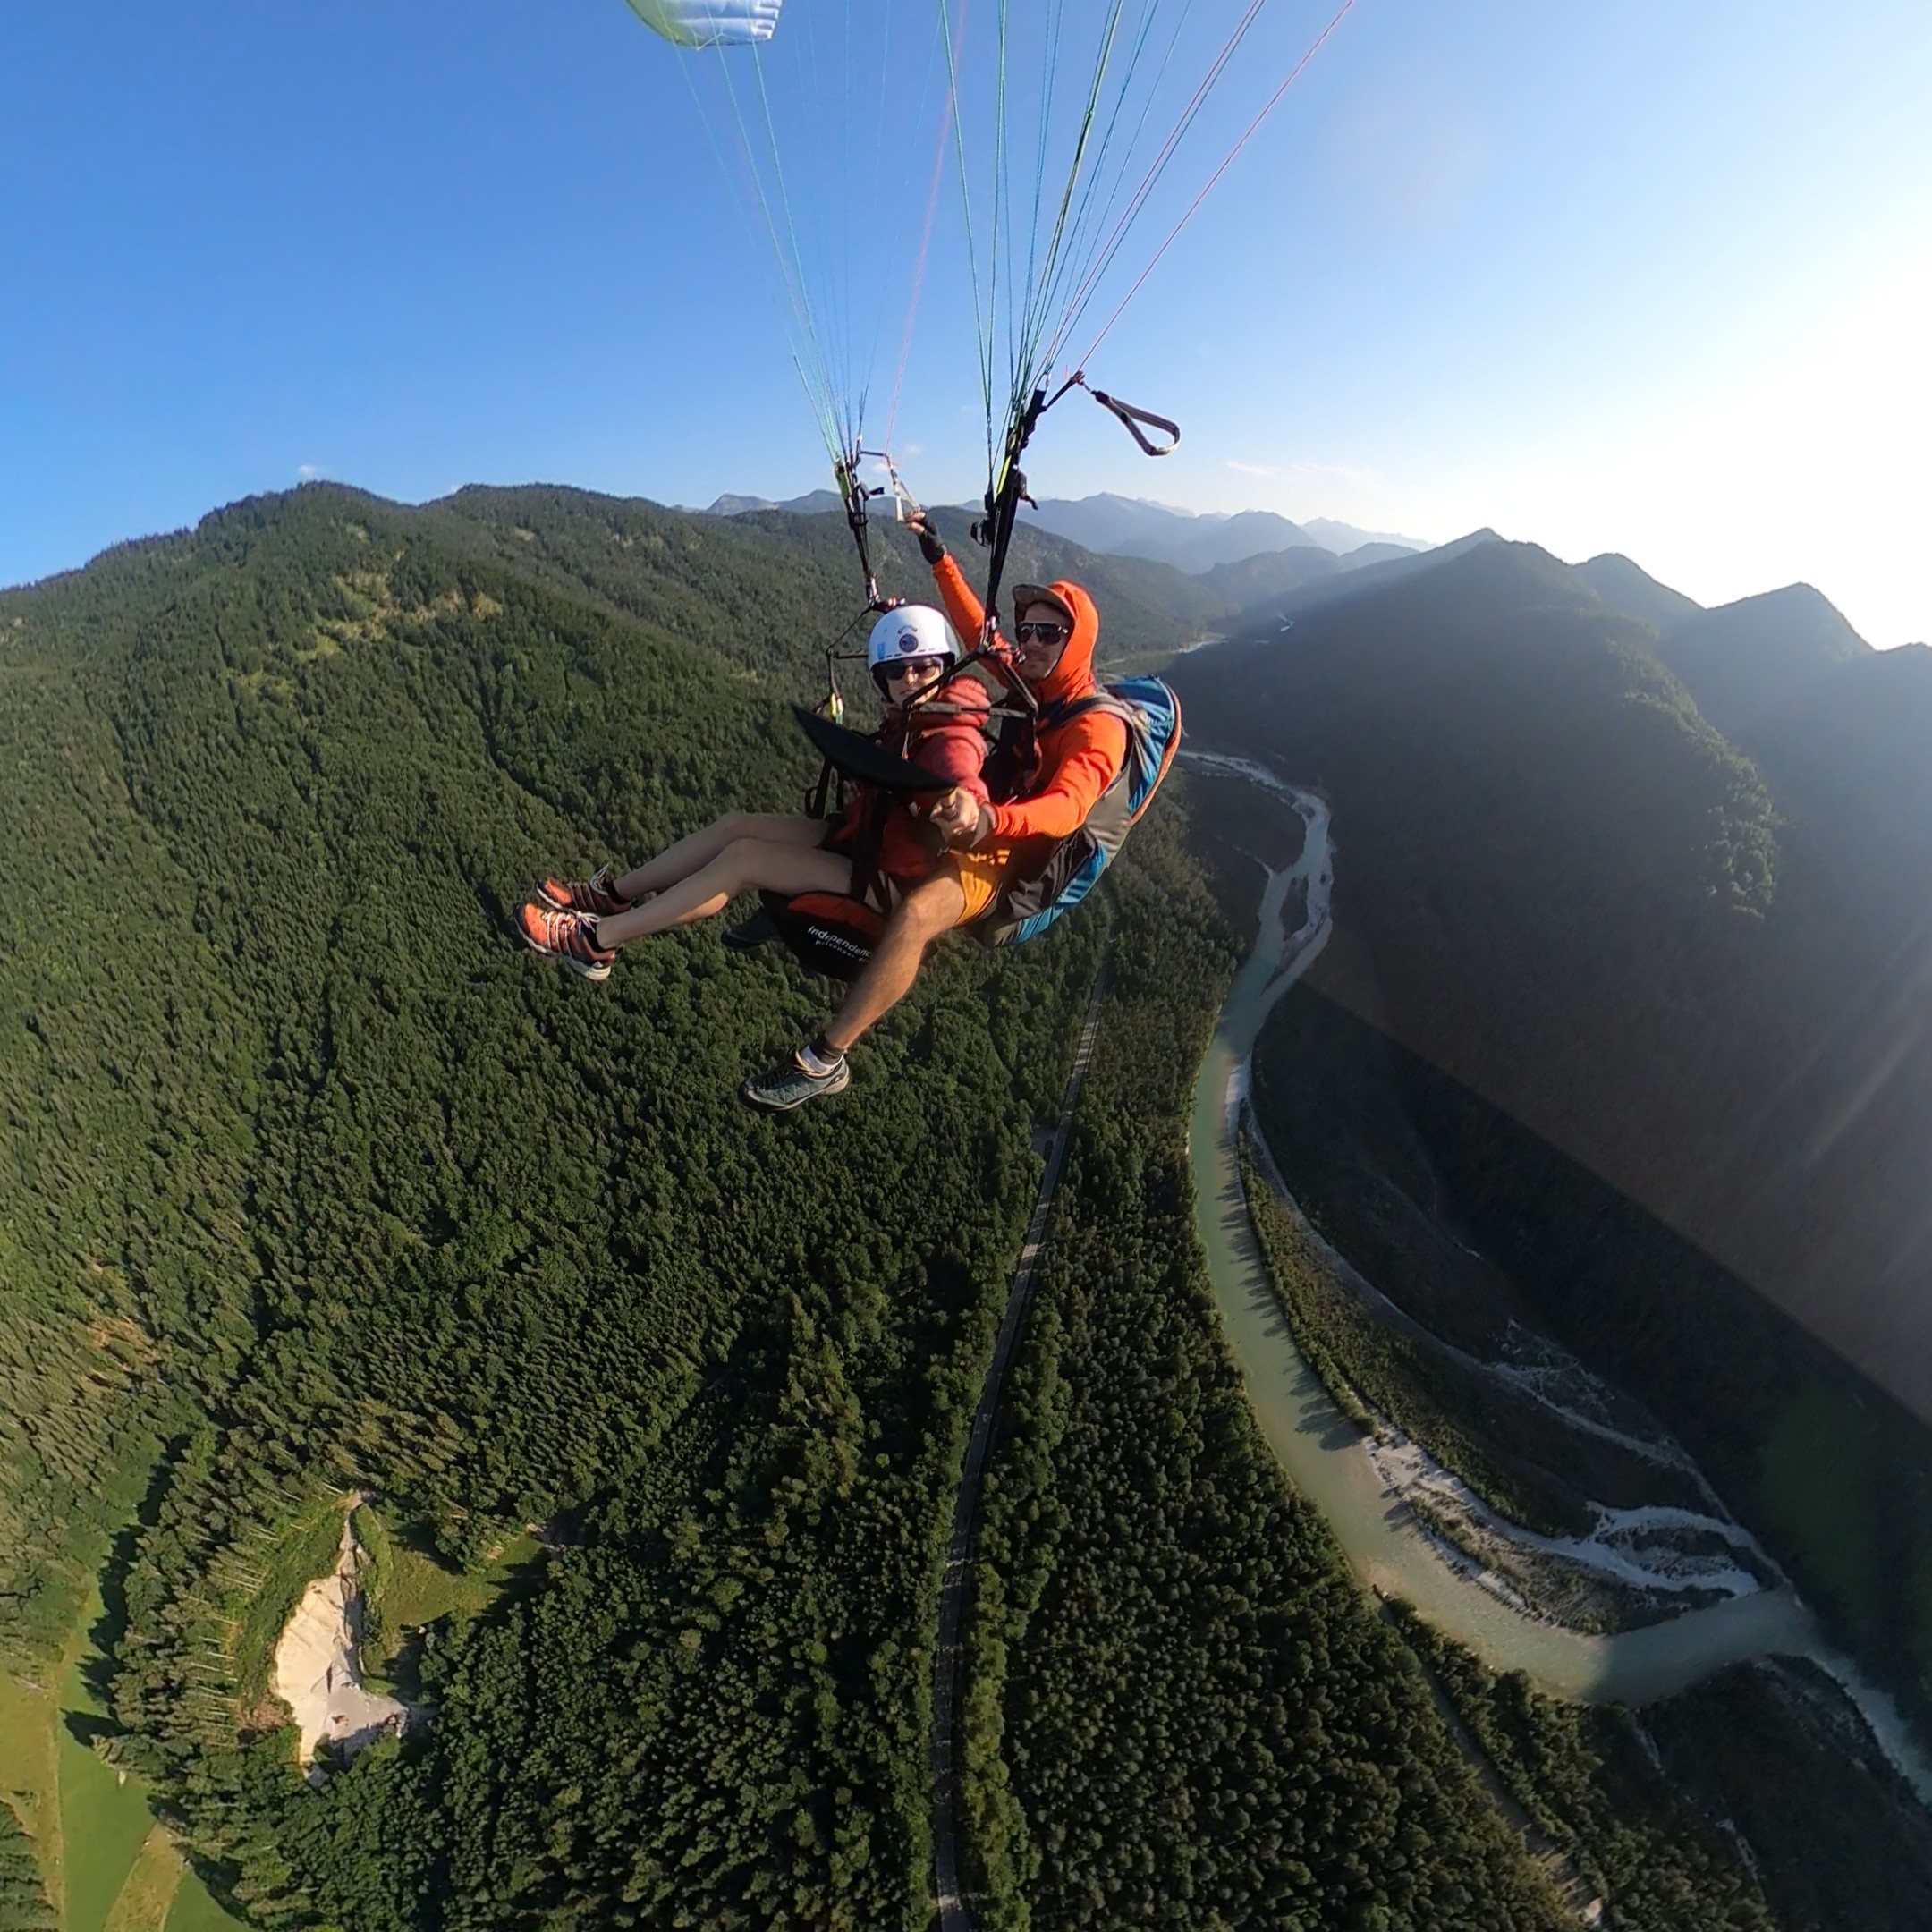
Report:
623,0,782,49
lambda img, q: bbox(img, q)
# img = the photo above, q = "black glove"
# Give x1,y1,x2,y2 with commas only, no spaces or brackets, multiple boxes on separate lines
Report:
913,519,947,566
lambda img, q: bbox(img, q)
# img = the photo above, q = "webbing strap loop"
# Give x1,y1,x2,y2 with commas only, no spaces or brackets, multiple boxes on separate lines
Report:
807,757,839,823
1087,382,1180,457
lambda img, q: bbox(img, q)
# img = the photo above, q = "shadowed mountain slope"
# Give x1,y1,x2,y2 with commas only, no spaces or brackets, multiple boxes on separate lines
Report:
1191,542,1343,609
1654,584,1870,741
1169,537,1931,1423
1573,552,1702,630
1740,640,1932,950
1693,640,1932,1368
1173,538,1932,1736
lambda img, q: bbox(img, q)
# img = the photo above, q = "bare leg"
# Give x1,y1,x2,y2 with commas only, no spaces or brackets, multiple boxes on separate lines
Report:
596,838,852,946
613,813,825,902
822,869,966,1054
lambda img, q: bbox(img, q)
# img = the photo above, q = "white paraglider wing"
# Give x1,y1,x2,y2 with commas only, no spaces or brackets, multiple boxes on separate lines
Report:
623,0,782,48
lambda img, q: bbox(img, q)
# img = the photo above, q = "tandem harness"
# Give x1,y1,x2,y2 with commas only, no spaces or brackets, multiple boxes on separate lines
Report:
749,674,1182,981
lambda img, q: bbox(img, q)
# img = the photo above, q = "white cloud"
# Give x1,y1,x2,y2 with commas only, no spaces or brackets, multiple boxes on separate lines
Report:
1284,457,1382,490
297,462,320,479
1224,459,1276,479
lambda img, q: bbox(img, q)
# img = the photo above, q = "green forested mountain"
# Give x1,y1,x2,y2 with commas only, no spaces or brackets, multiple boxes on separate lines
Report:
695,496,1321,656
3,482,1690,1930
1191,544,1343,611
0,480,1098,1928
957,837,1572,1932
668,496,1233,659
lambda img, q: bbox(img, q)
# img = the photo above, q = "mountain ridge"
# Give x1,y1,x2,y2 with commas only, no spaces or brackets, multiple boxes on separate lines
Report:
1653,583,1871,741
6,479,1932,1932
694,487,1431,577
1572,552,1702,630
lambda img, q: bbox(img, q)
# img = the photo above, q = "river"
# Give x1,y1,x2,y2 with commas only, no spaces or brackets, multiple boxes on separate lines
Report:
1183,756,1932,1799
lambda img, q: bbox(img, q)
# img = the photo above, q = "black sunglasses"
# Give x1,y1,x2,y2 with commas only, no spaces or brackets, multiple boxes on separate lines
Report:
876,658,945,682
1015,621,1070,644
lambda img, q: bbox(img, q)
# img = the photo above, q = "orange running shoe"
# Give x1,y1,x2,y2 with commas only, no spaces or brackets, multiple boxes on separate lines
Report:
519,902,617,981
536,863,631,918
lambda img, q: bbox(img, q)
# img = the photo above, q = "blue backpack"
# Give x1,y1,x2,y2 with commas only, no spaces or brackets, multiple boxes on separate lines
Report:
979,676,1183,949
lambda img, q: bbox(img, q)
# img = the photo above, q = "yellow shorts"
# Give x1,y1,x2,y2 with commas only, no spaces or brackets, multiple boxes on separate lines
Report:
942,844,1014,927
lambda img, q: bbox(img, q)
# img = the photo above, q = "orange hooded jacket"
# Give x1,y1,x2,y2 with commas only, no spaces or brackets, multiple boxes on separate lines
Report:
928,553,1127,859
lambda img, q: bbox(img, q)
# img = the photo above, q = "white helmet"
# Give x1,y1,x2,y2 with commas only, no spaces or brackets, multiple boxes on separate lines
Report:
866,603,959,681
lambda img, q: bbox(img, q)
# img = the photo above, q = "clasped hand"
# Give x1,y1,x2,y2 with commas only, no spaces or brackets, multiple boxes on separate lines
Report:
928,785,988,849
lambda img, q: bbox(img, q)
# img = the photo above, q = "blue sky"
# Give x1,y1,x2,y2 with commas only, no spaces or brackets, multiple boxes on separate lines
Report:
4,1,1928,640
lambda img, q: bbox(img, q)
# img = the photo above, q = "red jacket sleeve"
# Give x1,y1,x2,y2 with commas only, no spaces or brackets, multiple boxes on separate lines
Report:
987,711,1128,844
909,715,990,803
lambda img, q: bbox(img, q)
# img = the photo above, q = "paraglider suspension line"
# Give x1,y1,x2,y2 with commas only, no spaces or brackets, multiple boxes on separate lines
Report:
806,597,890,819
1072,0,1364,371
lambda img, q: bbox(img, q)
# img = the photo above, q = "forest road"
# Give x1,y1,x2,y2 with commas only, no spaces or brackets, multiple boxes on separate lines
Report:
930,961,1111,1932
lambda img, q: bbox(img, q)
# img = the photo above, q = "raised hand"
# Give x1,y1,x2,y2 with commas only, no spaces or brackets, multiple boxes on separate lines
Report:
905,508,947,566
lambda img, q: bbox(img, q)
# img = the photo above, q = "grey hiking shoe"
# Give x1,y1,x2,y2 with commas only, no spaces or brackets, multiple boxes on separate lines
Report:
740,1050,852,1112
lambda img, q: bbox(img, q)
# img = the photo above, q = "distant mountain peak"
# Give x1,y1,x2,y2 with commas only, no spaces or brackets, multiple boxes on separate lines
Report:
703,488,847,518
1652,581,1871,742
1021,495,1316,574
1300,516,1431,556
1572,553,1701,631
1074,489,1208,518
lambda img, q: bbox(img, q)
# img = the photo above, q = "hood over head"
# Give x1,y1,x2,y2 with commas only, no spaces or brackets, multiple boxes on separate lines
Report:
1012,580,1100,708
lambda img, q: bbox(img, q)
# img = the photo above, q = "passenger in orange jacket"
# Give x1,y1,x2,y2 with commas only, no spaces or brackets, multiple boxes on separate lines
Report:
736,512,1128,1111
